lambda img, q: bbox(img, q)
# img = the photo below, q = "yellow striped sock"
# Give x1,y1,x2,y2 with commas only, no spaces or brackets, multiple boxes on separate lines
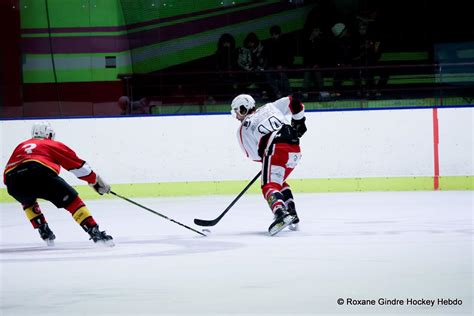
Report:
72,206,93,225
24,205,42,221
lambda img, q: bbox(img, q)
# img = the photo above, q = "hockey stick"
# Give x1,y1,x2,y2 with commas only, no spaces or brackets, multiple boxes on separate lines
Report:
194,171,262,227
110,191,206,237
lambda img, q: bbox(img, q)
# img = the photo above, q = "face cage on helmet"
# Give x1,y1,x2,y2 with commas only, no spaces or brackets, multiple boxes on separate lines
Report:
231,105,251,117
230,105,249,121
48,130,56,140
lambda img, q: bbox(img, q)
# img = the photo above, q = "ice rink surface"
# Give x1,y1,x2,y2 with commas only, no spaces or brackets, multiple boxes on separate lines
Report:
0,191,472,316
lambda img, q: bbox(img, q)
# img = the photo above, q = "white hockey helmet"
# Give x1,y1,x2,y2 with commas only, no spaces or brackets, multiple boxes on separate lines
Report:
31,121,55,140
231,94,255,118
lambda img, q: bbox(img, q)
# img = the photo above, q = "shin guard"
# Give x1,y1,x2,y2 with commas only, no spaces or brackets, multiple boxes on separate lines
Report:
65,197,97,231
24,202,46,228
262,183,286,213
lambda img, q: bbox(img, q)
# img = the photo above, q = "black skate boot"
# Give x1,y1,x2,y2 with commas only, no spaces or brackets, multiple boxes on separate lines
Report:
268,207,295,236
287,201,299,231
281,187,299,231
87,225,114,247
38,223,55,246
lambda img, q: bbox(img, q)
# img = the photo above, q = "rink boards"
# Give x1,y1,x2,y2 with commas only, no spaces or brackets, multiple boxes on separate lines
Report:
0,107,472,202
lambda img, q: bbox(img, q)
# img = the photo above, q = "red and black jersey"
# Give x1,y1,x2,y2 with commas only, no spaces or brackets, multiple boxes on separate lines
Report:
3,138,97,185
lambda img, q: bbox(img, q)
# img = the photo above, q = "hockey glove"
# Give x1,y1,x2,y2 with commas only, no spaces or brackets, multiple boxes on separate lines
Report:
91,175,111,195
292,117,307,138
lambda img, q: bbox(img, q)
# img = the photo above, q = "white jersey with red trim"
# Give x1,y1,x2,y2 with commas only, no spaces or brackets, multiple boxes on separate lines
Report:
236,96,304,161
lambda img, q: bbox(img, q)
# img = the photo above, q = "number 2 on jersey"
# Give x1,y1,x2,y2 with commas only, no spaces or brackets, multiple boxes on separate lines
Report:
22,143,37,154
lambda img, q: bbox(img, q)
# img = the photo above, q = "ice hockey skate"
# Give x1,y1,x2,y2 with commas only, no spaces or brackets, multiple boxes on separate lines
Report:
38,223,56,246
87,225,115,247
286,201,300,231
268,208,295,236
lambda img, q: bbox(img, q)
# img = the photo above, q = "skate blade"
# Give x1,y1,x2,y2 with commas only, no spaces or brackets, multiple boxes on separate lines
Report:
268,215,295,236
95,239,115,247
44,239,55,247
288,223,299,231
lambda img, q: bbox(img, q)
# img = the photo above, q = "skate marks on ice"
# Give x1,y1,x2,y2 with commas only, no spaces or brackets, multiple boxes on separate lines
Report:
0,237,244,263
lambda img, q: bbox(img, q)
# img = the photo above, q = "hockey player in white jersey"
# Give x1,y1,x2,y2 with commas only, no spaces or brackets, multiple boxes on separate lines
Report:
231,93,307,235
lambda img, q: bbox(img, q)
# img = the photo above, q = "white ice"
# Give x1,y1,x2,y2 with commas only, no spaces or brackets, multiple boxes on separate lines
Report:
0,191,472,316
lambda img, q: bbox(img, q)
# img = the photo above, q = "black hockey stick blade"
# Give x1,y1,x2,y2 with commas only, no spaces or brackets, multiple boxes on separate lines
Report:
194,171,261,227
194,216,221,227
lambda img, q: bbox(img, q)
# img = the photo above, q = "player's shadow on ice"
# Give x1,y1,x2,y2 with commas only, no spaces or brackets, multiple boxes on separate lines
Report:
0,237,245,263
231,230,296,237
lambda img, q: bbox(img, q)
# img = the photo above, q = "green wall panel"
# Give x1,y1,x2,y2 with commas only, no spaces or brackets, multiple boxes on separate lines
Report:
21,0,125,29
19,0,313,83
24,67,131,83
119,0,258,25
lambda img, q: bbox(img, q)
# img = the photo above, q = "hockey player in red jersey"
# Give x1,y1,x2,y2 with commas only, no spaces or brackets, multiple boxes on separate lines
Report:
231,93,307,235
3,121,114,246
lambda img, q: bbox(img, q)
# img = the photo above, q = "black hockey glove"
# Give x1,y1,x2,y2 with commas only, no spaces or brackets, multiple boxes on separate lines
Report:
292,117,307,138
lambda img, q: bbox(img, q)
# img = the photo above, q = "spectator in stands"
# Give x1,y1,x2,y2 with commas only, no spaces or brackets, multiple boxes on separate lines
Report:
213,33,239,101
356,8,388,96
238,32,266,72
352,8,388,97
118,96,151,115
329,22,354,96
302,25,332,99
264,25,294,99
237,32,268,99
352,19,375,96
